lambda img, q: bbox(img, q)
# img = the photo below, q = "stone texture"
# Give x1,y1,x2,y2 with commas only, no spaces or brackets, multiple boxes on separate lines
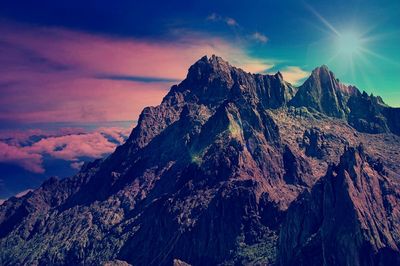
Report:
279,146,400,266
0,55,399,266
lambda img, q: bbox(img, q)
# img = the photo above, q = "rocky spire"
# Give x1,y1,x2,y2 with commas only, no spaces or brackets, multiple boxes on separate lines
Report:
289,65,355,118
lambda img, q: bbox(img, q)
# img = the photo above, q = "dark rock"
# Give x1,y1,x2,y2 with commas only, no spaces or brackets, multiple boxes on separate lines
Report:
290,65,400,135
290,65,353,118
279,146,400,266
1,55,400,265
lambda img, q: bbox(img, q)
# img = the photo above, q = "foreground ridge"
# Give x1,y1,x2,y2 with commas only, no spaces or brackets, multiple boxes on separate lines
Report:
0,55,399,266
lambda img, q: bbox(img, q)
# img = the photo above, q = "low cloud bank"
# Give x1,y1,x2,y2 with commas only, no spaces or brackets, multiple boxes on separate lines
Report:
0,127,131,173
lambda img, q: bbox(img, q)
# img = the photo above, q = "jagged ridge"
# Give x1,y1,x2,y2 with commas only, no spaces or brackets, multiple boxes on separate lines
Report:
0,55,399,266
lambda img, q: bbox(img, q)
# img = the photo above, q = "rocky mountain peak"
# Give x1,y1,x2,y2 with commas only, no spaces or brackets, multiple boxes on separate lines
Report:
308,65,346,93
185,55,233,83
311,64,330,77
275,71,283,80
1,55,400,266
311,65,358,95
178,55,297,109
290,64,355,118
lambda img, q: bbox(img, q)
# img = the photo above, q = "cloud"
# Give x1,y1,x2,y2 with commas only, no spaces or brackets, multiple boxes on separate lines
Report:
206,13,219,21
27,133,116,161
0,22,271,124
280,66,310,84
238,60,274,74
95,74,180,83
98,127,131,144
70,161,84,170
27,127,130,161
0,127,131,173
0,128,87,147
225,18,238,27
206,13,239,27
0,141,44,173
15,189,33,198
251,32,268,43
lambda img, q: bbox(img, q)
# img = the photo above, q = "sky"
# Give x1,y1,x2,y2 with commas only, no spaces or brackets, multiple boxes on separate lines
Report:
0,0,399,199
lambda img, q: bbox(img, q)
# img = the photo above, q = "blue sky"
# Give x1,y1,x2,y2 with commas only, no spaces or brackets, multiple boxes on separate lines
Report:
1,0,399,105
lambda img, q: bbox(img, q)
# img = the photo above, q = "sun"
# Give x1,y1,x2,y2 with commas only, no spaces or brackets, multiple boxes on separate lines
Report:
336,31,363,56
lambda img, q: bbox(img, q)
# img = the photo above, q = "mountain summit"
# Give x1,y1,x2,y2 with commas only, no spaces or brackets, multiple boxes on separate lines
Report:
1,55,400,265
290,65,352,118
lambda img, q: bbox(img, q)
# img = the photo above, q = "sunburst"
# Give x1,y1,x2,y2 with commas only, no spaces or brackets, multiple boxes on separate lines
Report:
305,4,395,83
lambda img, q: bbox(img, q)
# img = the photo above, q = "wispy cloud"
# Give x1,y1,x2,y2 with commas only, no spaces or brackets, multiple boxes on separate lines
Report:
225,18,239,27
206,13,239,27
238,60,274,74
280,66,310,84
95,74,180,83
70,161,84,170
206,13,219,21
0,22,271,124
251,32,268,43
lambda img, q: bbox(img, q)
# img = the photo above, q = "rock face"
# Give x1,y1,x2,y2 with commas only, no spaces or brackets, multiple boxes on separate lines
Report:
290,65,400,135
279,146,400,266
290,65,353,118
0,55,400,266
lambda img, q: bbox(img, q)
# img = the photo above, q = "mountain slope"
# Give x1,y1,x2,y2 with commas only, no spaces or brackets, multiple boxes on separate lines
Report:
279,146,400,266
290,65,400,135
0,55,399,266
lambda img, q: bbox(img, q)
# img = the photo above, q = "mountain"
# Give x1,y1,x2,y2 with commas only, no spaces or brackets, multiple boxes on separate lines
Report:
280,146,400,266
1,55,400,266
290,65,400,134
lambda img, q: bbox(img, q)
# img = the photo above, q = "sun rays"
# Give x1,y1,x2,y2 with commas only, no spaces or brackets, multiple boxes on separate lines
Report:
305,3,398,87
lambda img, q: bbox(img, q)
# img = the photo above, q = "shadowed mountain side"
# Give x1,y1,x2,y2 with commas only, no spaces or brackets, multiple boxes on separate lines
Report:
279,146,400,266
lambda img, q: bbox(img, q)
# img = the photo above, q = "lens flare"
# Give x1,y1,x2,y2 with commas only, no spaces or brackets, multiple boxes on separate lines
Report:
337,31,362,55
305,3,398,85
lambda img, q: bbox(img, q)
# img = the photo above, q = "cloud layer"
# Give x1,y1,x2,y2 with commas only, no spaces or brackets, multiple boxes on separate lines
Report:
0,142,44,173
0,127,131,173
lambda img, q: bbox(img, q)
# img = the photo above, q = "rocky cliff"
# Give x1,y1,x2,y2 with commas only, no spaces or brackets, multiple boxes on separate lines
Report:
0,55,399,266
279,146,400,266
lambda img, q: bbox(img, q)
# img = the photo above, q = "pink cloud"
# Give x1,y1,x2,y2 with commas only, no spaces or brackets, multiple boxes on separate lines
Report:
27,127,130,161
0,78,169,123
98,127,132,144
0,127,130,173
0,22,273,124
0,129,47,146
0,142,44,173
70,161,84,170
28,132,117,160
